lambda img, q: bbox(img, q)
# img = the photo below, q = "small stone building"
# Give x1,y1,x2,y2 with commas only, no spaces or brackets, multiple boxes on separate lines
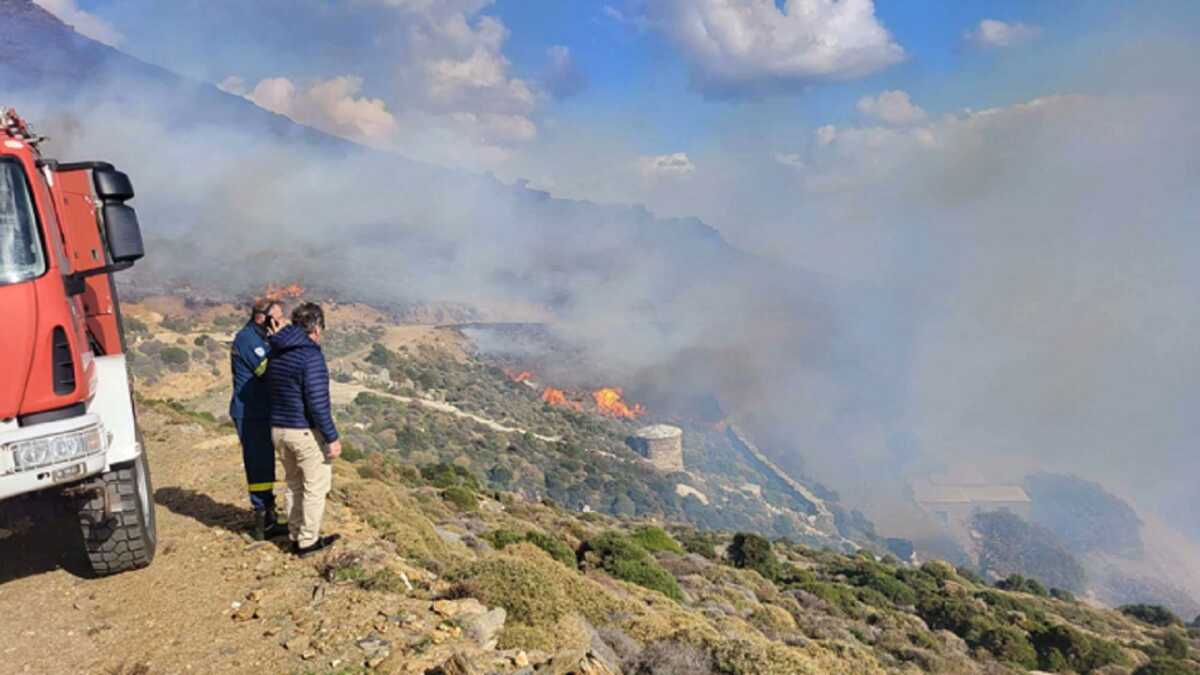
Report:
628,424,684,472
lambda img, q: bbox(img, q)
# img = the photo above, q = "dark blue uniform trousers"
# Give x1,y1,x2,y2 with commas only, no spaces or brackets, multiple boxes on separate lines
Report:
234,415,276,512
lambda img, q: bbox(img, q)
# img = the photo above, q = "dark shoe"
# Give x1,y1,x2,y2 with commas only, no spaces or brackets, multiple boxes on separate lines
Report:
263,521,289,539
293,534,341,558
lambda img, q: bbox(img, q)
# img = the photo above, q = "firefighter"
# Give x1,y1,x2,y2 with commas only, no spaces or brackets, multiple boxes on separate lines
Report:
230,298,288,540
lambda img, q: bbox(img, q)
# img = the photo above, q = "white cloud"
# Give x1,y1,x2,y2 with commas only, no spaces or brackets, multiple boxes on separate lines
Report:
639,152,696,178
645,0,904,98
965,19,1041,49
221,1,539,169
237,76,398,147
33,0,123,47
216,76,248,96
542,45,588,99
857,89,926,126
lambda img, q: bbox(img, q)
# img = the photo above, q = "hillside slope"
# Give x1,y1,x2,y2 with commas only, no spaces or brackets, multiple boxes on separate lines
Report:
3,395,1197,673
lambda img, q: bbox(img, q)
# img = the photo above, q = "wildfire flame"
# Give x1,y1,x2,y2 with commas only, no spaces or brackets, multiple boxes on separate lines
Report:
506,370,534,383
264,282,305,301
542,387,583,411
592,387,646,419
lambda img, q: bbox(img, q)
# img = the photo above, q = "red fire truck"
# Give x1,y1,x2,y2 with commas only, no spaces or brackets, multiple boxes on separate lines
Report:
0,109,155,575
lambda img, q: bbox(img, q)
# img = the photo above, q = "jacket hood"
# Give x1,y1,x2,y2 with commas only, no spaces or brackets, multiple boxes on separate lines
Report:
269,324,319,353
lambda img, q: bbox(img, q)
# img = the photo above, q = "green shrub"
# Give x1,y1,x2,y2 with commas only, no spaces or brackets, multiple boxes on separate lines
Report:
1163,630,1189,660
160,346,190,369
837,561,918,607
676,530,718,559
728,532,779,581
360,568,409,593
483,529,525,550
978,624,1038,669
484,529,577,568
583,531,682,601
920,560,956,581
524,531,577,568
996,573,1049,597
956,566,986,585
629,525,684,554
339,440,366,462
1030,624,1124,672
1134,659,1197,675
124,316,149,335
442,485,478,512
1121,604,1182,627
421,462,481,491
1050,587,1076,602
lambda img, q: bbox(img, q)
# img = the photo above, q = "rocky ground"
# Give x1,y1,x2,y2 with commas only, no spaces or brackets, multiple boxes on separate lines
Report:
0,405,542,674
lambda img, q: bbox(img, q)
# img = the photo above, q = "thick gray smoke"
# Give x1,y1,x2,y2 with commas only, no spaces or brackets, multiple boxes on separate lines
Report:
5,6,1199,564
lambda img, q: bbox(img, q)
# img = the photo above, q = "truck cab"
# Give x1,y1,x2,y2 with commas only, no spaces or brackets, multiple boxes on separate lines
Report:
0,109,156,575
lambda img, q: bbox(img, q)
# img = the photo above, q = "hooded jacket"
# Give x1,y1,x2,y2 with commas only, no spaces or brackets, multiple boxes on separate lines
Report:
265,324,339,442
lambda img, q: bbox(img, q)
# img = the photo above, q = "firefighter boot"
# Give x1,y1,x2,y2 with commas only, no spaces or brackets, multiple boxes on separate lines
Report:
253,509,289,541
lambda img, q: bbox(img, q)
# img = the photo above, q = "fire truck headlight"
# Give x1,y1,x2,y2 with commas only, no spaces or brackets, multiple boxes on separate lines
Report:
8,424,107,472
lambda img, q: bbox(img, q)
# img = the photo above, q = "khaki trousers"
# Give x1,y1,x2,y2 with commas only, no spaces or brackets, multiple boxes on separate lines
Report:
272,427,332,548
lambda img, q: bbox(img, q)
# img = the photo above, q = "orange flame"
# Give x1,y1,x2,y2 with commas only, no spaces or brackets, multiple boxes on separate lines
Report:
264,282,305,301
507,370,534,383
542,387,583,411
592,387,646,418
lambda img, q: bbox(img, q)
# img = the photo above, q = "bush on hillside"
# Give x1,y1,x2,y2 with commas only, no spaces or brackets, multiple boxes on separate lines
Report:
583,531,682,601
442,485,478,512
524,531,577,567
676,530,718,559
124,316,149,335
484,529,578,568
421,462,480,491
1029,623,1124,672
1134,659,1197,675
1050,587,1076,602
1120,604,1182,627
630,525,684,554
1163,630,1189,660
836,561,919,607
996,573,1049,597
728,532,779,581
160,346,190,371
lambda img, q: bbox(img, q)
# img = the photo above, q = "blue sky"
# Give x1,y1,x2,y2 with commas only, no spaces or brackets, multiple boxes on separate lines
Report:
62,0,1198,167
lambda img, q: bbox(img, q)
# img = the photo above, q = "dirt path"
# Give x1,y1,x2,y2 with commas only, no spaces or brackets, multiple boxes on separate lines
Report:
0,408,371,674
329,381,562,443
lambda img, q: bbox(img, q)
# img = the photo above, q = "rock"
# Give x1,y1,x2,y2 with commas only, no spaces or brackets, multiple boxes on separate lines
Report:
283,636,309,652
232,603,260,622
356,633,391,656
431,598,486,618
460,607,506,649
428,652,483,675
434,527,465,546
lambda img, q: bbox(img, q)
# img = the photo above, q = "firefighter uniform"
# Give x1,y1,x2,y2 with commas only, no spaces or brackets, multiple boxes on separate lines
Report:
230,321,278,514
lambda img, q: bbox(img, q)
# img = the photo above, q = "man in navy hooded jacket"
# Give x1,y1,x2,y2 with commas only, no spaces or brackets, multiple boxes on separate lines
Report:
266,302,342,557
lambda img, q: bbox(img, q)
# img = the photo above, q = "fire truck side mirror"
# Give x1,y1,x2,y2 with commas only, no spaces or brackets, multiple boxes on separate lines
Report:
103,204,145,263
94,168,134,201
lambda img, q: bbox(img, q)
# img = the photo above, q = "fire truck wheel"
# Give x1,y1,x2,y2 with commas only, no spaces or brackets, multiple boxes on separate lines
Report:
77,446,157,576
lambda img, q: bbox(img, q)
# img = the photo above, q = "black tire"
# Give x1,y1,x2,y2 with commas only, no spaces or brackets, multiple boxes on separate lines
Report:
77,445,157,576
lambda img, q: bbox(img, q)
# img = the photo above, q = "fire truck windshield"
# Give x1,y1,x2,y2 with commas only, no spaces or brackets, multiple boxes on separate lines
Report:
0,158,45,285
